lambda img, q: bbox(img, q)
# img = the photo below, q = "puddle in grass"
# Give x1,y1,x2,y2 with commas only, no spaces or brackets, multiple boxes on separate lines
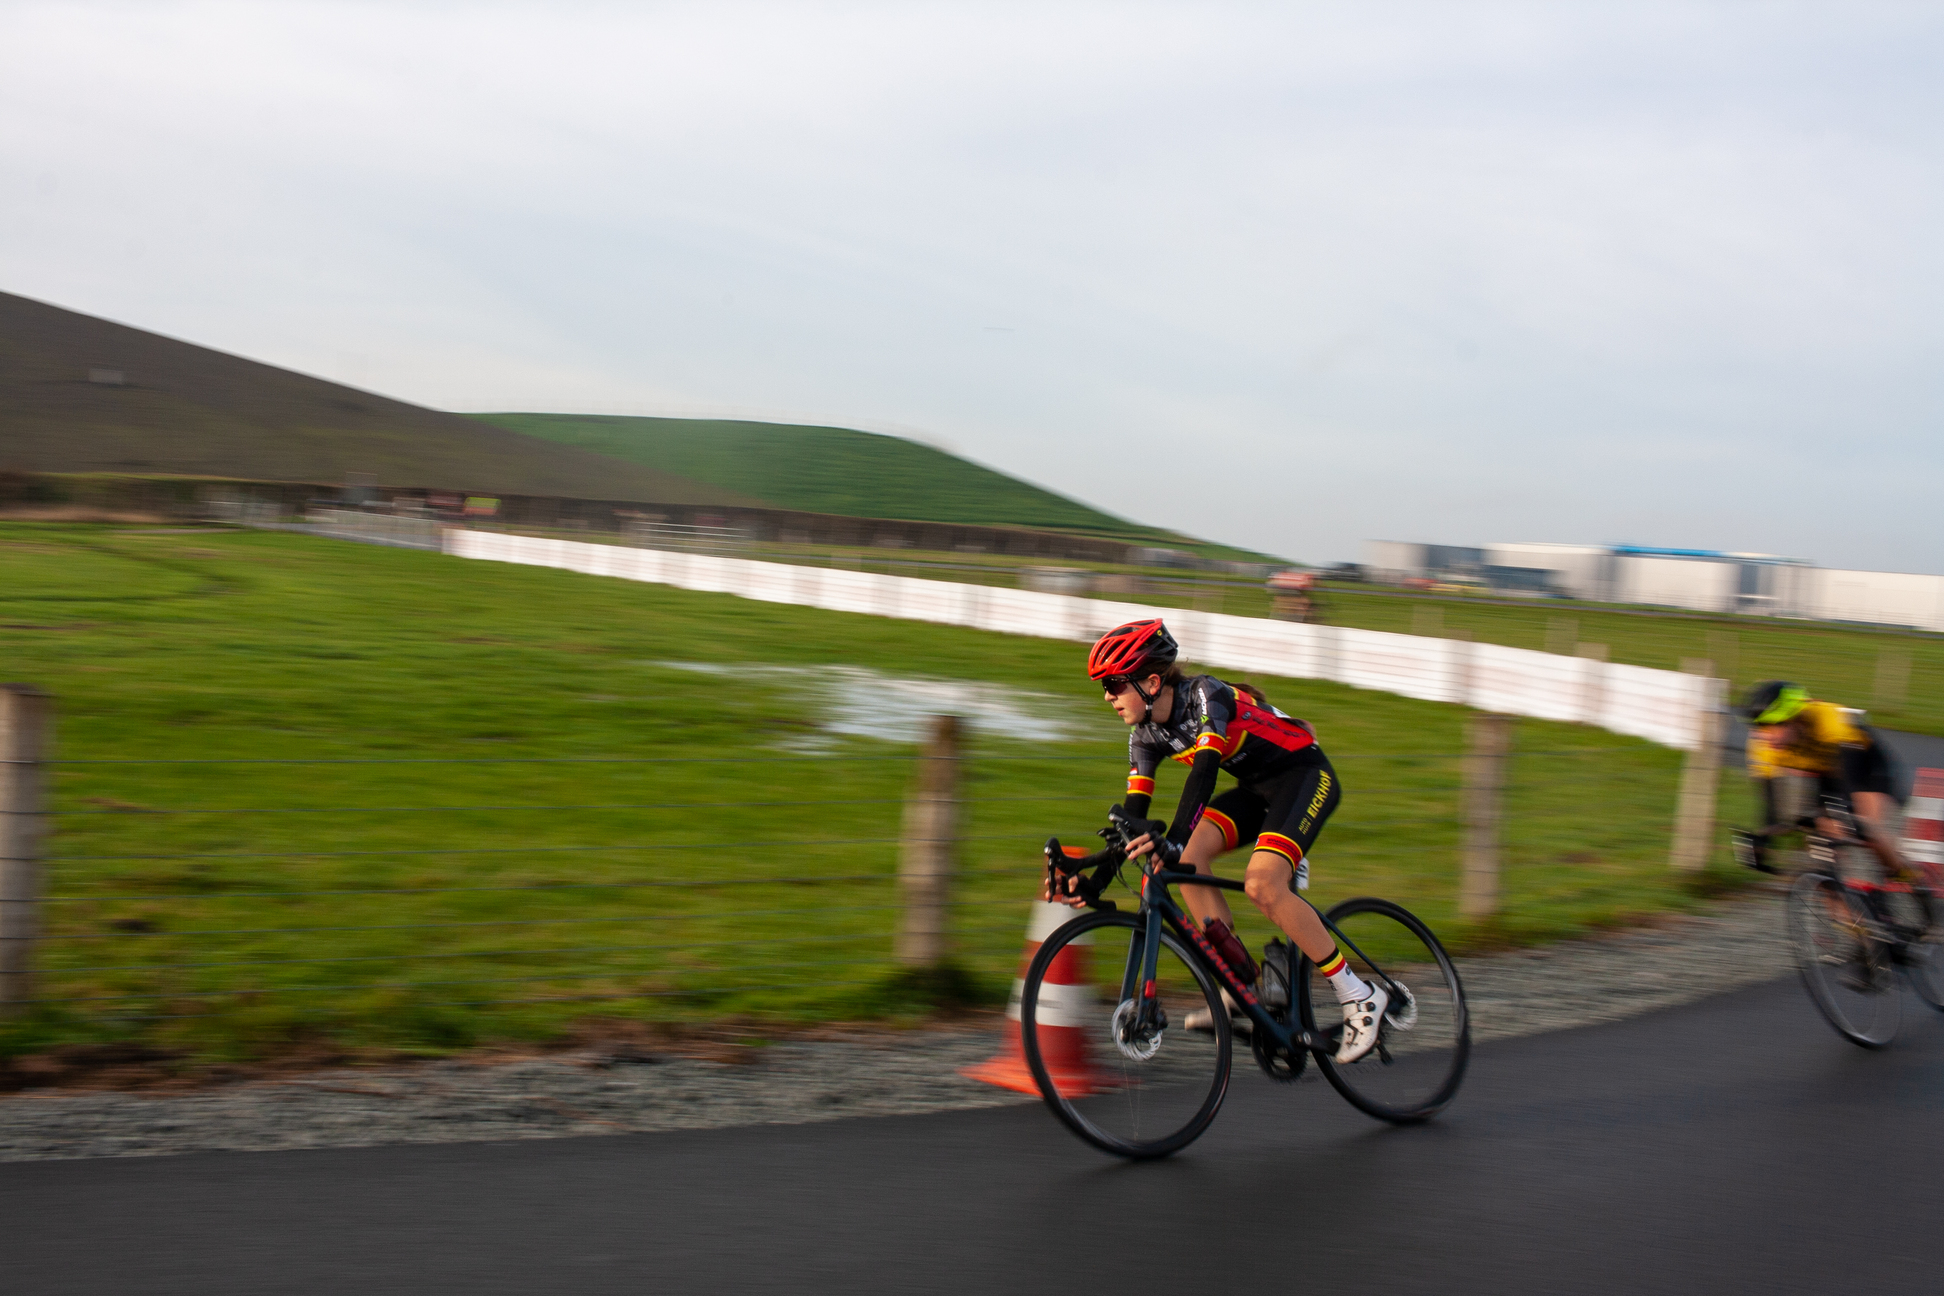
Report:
653,662,1095,747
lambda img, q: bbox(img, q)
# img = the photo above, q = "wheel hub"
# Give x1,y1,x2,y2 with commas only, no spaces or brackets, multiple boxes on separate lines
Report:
1110,998,1164,1061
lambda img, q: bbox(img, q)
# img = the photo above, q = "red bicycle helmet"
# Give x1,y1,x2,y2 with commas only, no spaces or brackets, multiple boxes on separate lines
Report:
1087,619,1179,681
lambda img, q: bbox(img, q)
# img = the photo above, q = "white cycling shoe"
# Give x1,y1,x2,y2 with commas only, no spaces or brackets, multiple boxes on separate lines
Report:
1335,985,1390,1064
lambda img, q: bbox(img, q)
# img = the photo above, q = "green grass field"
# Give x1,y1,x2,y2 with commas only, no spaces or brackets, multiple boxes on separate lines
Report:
0,523,1728,1062
475,413,1197,544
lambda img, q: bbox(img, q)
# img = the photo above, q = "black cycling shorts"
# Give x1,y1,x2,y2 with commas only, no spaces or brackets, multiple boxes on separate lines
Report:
1197,754,1340,871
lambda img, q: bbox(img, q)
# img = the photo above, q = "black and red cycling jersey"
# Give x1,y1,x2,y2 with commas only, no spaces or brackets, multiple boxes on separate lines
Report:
1101,673,1340,876
1123,674,1320,803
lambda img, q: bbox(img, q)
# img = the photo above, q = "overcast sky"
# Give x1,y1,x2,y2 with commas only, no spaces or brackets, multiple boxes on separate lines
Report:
4,2,1940,569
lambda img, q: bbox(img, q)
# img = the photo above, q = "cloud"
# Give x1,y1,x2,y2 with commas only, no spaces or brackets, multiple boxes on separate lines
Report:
3,1,1939,568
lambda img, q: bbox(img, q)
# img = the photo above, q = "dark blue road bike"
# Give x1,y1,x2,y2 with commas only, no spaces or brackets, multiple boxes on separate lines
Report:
1022,807,1470,1159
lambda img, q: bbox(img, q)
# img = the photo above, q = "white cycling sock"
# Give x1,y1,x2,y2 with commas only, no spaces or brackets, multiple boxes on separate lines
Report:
1316,950,1372,1004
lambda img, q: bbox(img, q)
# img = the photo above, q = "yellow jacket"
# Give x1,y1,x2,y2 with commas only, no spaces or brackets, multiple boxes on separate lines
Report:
1746,700,1871,780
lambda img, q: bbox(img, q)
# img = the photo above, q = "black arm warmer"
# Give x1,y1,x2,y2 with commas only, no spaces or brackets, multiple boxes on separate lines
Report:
1123,792,1152,822
1167,750,1224,845
1759,777,1779,830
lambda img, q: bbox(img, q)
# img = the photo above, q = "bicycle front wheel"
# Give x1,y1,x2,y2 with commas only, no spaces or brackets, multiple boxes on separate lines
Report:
1019,910,1232,1160
1878,884,1944,1013
1300,897,1469,1123
1789,870,1900,1047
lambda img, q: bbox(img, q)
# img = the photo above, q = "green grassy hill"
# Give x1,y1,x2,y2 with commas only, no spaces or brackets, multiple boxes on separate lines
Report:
473,412,1176,542
0,292,747,505
2,289,1271,556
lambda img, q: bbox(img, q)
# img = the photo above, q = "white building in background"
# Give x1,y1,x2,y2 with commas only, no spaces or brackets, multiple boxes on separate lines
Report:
1362,540,1944,633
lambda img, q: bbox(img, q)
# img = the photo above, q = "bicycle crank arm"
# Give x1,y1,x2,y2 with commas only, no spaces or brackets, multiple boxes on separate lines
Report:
1240,1013,1316,1053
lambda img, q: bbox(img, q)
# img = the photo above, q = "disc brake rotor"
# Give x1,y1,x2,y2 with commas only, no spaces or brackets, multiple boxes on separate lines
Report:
1384,981,1419,1031
1109,998,1164,1061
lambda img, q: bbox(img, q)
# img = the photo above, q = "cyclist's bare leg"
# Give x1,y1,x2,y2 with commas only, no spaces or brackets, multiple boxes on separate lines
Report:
1178,819,1236,931
1818,791,1912,878
1242,852,1335,964
1853,791,1914,878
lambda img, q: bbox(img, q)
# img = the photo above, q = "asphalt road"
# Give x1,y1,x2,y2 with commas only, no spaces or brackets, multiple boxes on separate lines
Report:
4,977,1942,1295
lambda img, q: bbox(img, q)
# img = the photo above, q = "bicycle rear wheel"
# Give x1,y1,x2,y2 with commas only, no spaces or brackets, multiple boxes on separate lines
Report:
1019,910,1231,1159
1789,870,1900,1047
1300,897,1469,1123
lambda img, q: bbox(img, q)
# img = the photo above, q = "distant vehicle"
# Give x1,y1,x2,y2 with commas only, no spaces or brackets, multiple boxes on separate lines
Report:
1267,569,1321,623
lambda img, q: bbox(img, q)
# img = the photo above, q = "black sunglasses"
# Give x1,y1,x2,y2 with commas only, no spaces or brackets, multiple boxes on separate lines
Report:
1099,677,1135,696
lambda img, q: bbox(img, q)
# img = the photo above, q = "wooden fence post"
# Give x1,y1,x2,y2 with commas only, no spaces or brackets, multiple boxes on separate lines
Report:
897,715,961,967
1576,642,1609,726
1670,660,1724,873
0,685,51,1013
1447,629,1473,707
1459,712,1512,921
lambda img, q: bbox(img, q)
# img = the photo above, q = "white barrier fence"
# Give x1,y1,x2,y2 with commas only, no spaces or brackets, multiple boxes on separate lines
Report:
445,530,1725,752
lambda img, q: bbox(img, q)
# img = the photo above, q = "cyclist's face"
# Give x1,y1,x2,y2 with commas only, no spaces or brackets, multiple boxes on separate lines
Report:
1755,719,1801,747
1103,674,1162,724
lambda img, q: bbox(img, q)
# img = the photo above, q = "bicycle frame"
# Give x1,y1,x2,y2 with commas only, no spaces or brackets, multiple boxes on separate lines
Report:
1102,856,1409,1059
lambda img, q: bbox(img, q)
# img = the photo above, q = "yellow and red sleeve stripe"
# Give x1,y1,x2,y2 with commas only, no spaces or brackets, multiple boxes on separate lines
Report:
1315,949,1346,978
1125,771,1155,797
1255,831,1303,865
1190,733,1227,757
1172,733,1232,765
1202,807,1241,852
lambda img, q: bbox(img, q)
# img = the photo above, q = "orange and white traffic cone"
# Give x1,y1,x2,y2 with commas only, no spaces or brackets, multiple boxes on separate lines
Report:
962,891,1114,1098
1904,767,1944,884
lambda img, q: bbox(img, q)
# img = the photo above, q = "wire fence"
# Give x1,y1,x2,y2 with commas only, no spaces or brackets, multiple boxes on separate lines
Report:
8,725,1692,1042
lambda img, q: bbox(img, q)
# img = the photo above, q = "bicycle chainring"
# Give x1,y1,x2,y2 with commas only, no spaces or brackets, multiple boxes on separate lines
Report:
1249,1016,1307,1083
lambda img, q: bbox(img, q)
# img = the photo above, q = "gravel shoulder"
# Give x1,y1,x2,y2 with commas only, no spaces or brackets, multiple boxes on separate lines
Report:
0,889,1793,1163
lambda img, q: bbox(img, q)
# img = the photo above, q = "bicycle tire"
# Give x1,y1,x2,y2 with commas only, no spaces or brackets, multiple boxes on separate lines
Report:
1298,897,1469,1123
1788,870,1900,1048
1901,938,1944,1014
1881,886,1944,1014
1019,909,1232,1159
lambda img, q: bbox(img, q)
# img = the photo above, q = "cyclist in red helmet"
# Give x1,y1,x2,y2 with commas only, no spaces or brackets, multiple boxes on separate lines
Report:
1049,619,1388,1064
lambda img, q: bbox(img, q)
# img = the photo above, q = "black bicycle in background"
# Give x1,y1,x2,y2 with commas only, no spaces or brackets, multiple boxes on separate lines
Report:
1020,807,1470,1159
1750,802,1944,1047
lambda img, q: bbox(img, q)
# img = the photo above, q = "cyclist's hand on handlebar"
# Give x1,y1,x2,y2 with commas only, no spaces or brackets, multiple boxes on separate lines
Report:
1814,815,1857,845
1045,842,1115,907
1123,827,1182,870
1046,869,1093,907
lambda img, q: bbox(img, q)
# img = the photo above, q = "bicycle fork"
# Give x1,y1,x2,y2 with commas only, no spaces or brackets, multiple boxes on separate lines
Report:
1117,906,1167,1039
